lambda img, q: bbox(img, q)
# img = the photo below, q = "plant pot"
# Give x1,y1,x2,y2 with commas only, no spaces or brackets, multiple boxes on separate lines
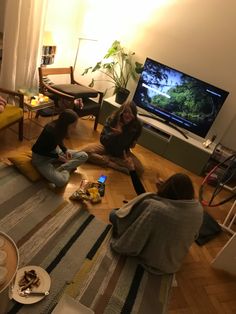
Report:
115,87,130,104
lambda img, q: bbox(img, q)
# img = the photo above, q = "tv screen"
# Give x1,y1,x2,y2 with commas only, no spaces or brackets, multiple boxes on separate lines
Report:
133,58,229,138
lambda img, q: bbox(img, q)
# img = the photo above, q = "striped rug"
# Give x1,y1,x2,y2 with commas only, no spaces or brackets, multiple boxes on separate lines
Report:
0,163,111,314
64,232,173,314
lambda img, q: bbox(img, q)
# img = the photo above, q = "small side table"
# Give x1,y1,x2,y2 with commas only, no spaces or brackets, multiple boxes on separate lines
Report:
24,99,55,140
24,99,55,120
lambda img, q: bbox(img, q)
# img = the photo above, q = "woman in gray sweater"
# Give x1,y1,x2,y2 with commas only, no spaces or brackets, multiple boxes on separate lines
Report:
110,168,203,274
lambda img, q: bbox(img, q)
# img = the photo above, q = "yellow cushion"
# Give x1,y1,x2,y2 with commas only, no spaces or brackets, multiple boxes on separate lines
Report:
8,151,42,182
0,104,23,129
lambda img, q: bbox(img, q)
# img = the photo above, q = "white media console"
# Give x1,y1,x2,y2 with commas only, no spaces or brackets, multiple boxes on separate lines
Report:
99,97,216,175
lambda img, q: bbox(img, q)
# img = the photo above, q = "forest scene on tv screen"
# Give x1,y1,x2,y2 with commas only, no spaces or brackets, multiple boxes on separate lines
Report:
133,58,228,136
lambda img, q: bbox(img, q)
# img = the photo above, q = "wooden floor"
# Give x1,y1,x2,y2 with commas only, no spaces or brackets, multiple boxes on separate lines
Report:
1,115,236,314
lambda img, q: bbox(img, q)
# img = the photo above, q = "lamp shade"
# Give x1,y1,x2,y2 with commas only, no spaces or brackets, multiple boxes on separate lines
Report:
43,31,54,46
41,31,56,66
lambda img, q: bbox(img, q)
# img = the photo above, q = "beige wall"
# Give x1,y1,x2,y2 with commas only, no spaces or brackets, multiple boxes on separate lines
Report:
128,0,236,147
45,0,236,147
44,0,83,69
0,0,6,32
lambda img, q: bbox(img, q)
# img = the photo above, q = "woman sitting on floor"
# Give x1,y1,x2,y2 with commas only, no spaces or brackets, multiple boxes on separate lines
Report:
82,101,143,175
32,109,88,188
109,156,203,274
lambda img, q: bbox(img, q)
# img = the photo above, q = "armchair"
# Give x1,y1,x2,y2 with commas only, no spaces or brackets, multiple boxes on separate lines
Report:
0,88,24,141
38,66,103,130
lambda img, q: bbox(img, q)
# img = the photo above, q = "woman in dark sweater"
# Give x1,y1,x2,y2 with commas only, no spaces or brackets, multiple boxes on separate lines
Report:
83,101,143,174
32,109,88,187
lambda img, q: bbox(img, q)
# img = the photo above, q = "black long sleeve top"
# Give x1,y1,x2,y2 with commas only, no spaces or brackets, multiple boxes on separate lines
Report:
130,170,146,195
32,124,67,158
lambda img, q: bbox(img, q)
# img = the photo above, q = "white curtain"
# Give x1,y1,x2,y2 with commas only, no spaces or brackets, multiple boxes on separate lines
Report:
0,0,48,91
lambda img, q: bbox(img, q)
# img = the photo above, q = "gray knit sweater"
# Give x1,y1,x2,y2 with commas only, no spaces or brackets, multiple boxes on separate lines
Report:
111,193,203,274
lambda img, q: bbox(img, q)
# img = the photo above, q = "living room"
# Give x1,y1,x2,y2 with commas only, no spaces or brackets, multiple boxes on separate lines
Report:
0,0,236,313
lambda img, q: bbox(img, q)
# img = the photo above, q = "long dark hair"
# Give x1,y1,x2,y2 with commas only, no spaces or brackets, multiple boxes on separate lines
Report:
157,173,195,200
109,101,139,127
53,109,78,140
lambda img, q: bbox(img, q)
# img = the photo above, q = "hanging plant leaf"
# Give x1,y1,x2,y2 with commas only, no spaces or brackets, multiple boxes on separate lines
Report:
104,40,121,58
89,78,95,87
135,62,144,74
82,67,92,75
92,62,102,72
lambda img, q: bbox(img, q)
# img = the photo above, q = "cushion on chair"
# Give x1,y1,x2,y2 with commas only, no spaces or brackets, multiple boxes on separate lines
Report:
0,105,23,129
51,84,98,98
73,98,100,117
8,151,42,182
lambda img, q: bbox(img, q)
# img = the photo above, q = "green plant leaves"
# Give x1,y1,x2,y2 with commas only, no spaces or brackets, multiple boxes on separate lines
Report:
82,67,92,75
82,40,143,91
135,62,144,74
92,62,102,72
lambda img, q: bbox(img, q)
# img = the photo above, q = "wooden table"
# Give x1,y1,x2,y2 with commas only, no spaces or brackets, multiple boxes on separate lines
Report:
24,99,55,140
24,99,55,119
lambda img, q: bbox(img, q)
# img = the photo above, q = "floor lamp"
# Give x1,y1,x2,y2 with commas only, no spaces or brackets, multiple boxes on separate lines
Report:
73,37,98,70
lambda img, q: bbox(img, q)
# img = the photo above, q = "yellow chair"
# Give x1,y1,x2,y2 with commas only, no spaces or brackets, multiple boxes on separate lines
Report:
0,87,24,140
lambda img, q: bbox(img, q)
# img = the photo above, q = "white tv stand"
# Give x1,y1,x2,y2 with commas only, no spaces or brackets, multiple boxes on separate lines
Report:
100,97,215,175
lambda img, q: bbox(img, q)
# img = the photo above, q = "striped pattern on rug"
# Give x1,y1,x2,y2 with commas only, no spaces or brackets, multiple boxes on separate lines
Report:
0,163,111,314
64,233,173,314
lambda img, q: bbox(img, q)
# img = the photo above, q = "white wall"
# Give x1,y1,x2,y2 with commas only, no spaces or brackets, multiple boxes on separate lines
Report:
125,0,235,147
45,0,236,147
44,0,85,70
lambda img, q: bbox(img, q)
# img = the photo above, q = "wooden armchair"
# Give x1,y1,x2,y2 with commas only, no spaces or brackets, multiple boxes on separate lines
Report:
0,87,24,140
38,66,103,130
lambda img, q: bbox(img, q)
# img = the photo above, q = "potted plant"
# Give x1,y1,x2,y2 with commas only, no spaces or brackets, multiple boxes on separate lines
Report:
82,40,143,104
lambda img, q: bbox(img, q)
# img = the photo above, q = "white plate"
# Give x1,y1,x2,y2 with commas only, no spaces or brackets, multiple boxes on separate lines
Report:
12,265,51,304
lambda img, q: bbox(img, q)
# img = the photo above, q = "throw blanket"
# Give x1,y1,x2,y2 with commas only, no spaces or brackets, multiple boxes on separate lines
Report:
111,193,203,274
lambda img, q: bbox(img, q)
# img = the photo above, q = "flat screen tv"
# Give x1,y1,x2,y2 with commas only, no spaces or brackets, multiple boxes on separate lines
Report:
133,58,229,138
